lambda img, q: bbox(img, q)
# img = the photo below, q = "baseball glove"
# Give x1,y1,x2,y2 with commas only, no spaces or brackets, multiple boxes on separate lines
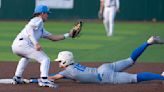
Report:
71,21,83,38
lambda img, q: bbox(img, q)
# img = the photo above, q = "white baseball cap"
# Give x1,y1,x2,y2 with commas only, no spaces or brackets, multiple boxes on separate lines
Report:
55,51,74,66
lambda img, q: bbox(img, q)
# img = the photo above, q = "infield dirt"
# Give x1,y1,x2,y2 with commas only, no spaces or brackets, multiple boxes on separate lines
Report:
0,62,163,92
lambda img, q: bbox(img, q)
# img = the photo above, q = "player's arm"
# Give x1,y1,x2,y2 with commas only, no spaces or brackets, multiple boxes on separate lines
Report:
116,0,120,12
27,26,42,51
45,34,70,41
48,74,64,80
99,0,104,14
43,28,75,41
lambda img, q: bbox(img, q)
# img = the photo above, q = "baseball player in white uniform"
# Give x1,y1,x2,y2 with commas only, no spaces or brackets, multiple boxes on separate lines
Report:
48,36,164,84
11,5,74,88
99,0,120,36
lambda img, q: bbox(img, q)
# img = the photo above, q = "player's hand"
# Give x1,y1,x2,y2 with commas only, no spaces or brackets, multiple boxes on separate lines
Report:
35,43,42,51
98,11,103,20
116,8,120,13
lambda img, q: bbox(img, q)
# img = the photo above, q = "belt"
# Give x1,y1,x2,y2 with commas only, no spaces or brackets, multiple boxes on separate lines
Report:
19,38,23,40
106,5,115,7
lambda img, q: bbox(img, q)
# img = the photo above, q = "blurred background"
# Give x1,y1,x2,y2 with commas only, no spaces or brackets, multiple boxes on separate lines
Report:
0,0,164,62
0,0,164,21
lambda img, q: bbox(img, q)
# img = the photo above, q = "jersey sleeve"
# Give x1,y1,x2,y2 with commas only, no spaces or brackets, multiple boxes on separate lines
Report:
58,70,70,77
27,27,38,45
26,17,42,45
28,17,42,30
116,0,120,10
42,28,52,38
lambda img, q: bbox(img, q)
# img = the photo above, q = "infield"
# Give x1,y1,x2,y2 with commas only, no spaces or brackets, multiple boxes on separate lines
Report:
0,62,163,92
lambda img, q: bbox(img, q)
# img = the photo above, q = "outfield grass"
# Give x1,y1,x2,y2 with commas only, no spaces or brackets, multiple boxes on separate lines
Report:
0,21,164,62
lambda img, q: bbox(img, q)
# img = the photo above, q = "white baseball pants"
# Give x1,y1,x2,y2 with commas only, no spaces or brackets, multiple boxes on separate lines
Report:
103,6,116,36
12,38,50,78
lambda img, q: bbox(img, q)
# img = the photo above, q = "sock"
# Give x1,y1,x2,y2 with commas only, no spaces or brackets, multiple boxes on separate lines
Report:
137,72,164,82
15,76,21,79
130,42,150,62
41,77,48,79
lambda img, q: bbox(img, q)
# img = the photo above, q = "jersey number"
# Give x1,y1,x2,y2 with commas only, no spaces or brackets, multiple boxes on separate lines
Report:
74,64,86,72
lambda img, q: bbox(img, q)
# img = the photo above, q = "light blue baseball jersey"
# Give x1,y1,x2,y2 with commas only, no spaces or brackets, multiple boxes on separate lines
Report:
59,63,101,83
58,58,137,84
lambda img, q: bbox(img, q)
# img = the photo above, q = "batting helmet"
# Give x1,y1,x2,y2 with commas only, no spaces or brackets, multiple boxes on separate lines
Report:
34,5,51,14
55,51,75,67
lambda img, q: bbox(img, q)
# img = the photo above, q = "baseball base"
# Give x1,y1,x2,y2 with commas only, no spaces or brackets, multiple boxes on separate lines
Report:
0,79,30,84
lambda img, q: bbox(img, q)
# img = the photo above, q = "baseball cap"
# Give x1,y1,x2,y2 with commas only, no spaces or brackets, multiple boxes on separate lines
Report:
34,5,51,14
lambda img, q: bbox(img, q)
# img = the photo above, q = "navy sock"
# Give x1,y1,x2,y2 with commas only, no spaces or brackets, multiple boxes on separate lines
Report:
130,42,150,62
41,77,47,79
137,72,164,82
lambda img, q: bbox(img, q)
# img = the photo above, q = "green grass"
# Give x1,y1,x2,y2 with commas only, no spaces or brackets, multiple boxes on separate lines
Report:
0,21,164,62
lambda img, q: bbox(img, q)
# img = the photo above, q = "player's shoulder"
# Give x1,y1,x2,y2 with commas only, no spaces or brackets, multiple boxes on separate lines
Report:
28,17,43,26
66,64,76,70
30,17,42,22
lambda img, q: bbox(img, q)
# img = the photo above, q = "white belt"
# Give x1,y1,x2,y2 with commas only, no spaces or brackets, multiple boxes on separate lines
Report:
106,5,115,7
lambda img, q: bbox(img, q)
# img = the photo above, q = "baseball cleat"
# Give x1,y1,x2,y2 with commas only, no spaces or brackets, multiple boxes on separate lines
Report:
107,33,113,37
147,36,164,44
38,79,58,88
11,76,26,84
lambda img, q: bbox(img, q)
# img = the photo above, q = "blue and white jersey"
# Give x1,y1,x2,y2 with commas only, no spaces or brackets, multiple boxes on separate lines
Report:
58,63,101,83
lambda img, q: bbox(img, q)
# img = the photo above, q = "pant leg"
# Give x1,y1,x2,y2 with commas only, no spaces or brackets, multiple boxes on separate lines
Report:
98,63,137,84
110,58,134,72
112,72,137,84
26,50,50,78
103,7,110,35
108,6,116,36
137,72,164,82
12,40,31,77
110,42,151,72
101,71,137,84
130,42,150,62
98,58,133,73
14,58,30,77
12,40,50,78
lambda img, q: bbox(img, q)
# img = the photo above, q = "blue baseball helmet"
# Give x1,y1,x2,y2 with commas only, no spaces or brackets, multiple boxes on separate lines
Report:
34,5,51,14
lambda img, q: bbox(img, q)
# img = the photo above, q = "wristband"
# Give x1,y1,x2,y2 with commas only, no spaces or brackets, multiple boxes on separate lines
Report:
64,33,70,39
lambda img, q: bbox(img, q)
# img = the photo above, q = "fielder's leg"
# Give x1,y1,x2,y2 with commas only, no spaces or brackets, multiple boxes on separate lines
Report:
14,58,30,77
108,6,116,36
103,7,110,36
12,58,30,84
27,50,58,88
